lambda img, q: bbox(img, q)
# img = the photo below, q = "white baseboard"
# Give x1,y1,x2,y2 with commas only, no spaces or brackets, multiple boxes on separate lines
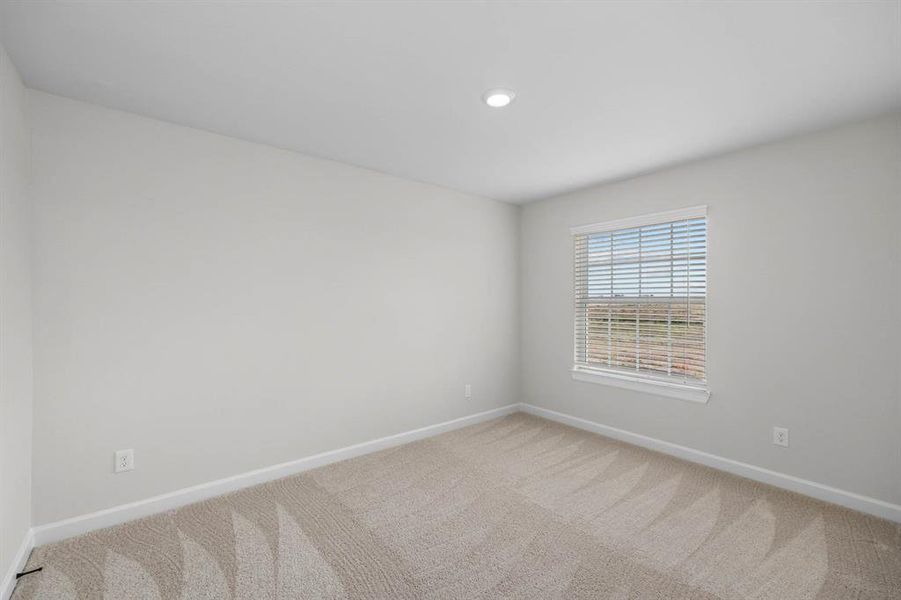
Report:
32,404,519,547
1,528,34,600
520,403,901,523
27,401,901,553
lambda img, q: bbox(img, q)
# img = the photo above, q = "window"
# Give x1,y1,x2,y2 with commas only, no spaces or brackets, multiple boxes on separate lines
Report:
572,206,708,402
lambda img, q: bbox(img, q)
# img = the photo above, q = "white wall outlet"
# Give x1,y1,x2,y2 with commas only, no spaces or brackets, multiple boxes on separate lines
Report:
464,383,472,399
772,427,789,447
115,449,135,473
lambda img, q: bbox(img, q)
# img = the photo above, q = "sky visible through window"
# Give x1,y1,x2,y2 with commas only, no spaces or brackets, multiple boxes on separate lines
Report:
584,219,706,300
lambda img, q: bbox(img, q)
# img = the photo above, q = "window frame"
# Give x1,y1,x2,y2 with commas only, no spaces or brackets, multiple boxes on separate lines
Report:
570,206,710,404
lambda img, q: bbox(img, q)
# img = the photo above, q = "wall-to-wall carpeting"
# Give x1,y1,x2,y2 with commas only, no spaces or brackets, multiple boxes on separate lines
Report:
13,413,901,599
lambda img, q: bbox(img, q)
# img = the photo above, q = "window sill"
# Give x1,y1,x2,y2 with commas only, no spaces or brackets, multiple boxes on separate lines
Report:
571,367,710,404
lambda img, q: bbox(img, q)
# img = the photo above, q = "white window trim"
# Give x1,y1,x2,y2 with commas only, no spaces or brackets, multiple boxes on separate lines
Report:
571,205,709,404
570,205,707,236
571,366,710,404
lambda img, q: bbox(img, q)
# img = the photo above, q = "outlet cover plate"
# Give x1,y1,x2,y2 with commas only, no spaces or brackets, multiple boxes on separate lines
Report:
772,427,789,447
115,449,135,473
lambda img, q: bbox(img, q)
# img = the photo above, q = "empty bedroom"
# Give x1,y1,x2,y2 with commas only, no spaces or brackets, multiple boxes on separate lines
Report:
1,1,900,599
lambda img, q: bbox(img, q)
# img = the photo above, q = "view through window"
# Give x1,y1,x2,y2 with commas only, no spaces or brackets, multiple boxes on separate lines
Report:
573,209,707,389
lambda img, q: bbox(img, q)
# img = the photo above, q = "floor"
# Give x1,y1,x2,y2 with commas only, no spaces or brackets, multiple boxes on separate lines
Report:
13,413,901,599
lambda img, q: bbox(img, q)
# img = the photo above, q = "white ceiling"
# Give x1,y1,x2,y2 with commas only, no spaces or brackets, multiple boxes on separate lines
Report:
2,1,899,203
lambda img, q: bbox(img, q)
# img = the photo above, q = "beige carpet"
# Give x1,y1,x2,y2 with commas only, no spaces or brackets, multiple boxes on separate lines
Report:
12,413,901,599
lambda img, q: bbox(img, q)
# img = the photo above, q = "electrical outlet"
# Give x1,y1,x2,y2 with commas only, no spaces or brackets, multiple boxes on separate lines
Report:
772,427,789,447
115,449,135,473
464,383,472,399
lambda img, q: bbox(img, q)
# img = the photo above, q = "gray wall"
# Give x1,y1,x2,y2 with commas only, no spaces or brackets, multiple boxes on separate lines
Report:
29,91,520,525
521,113,901,505
18,90,901,529
0,45,33,578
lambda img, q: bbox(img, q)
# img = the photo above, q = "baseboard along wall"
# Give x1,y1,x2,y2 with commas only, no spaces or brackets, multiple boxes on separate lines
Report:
1,529,34,600
10,400,900,595
518,403,901,523
30,404,520,547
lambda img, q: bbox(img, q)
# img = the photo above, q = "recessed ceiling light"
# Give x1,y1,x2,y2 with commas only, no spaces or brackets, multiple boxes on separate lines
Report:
483,89,515,108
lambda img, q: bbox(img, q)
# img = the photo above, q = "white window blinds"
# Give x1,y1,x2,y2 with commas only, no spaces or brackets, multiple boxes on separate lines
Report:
573,207,707,389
